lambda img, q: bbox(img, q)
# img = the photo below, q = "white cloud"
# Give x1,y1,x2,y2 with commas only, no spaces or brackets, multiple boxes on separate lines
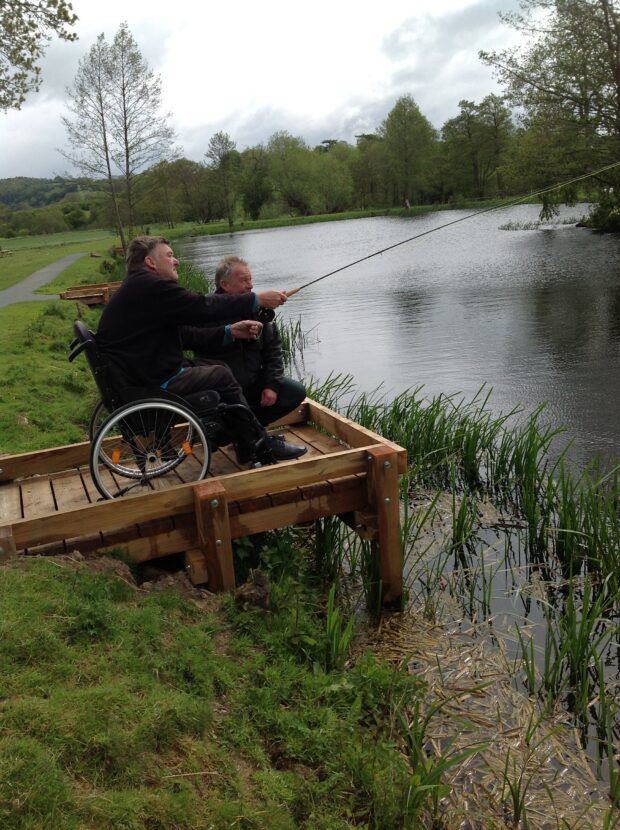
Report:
0,0,522,179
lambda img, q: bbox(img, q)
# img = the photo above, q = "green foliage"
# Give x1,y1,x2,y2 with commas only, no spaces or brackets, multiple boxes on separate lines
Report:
0,0,77,111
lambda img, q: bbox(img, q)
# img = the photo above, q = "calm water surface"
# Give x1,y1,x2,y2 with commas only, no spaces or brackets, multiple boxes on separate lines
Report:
181,206,620,468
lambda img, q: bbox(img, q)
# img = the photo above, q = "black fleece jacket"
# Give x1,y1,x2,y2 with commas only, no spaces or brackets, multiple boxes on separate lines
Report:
180,290,284,392
96,267,256,388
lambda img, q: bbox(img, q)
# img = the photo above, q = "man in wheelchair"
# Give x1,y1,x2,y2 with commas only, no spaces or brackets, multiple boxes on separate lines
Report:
95,236,307,465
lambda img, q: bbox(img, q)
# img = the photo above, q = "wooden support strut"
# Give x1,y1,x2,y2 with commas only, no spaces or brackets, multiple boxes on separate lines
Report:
366,445,403,606
0,525,17,561
193,480,235,592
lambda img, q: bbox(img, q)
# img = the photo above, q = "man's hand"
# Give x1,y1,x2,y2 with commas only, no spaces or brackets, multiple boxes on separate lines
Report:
260,388,278,407
257,290,287,309
230,320,263,340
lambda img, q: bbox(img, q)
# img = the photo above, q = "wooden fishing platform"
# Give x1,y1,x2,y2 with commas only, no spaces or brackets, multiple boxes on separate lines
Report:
59,281,122,305
0,400,406,604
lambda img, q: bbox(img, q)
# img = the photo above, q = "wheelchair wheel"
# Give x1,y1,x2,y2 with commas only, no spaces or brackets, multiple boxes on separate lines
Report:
88,399,107,441
90,399,211,500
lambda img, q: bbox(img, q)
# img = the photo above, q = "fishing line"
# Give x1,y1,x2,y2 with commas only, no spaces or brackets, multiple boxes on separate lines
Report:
284,159,620,297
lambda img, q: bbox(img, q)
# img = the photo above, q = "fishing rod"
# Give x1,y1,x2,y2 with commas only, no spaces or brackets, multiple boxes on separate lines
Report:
284,159,620,298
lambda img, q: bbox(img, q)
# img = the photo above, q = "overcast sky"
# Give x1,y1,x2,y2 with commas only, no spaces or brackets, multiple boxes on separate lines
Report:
0,0,522,180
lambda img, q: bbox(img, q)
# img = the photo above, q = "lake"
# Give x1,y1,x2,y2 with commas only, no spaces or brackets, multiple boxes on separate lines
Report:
180,206,620,469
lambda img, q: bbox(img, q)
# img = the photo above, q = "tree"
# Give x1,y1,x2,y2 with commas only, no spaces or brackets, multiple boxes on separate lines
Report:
267,132,317,215
379,95,438,206
107,23,175,235
62,23,175,244
62,34,126,246
205,131,240,229
441,96,514,198
314,142,355,213
239,147,272,221
480,0,620,217
352,134,388,208
0,0,77,111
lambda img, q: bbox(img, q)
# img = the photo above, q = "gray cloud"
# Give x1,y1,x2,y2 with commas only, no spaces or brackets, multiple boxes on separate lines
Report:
0,1,524,179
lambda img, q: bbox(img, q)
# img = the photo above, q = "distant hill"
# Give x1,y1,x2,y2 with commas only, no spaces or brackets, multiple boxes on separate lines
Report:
0,176,105,209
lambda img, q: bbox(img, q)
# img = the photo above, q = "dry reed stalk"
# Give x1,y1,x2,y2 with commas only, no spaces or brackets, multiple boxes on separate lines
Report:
368,610,612,829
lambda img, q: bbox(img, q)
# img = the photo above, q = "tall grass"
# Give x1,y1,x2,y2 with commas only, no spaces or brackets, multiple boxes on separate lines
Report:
307,372,620,785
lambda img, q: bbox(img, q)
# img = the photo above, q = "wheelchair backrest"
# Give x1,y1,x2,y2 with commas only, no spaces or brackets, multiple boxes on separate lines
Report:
68,320,124,412
69,321,222,422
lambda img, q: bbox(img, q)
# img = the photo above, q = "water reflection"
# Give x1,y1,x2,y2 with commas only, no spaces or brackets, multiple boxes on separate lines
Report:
180,206,620,467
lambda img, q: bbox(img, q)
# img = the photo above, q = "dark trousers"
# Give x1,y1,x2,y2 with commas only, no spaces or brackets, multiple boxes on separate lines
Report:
167,364,249,407
167,364,266,445
244,377,307,426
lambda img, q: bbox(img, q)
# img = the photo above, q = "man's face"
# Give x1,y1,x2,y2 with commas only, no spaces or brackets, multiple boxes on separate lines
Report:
145,243,179,281
221,264,253,294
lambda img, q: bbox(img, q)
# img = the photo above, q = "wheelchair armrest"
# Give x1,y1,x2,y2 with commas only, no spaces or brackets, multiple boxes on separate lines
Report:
68,341,86,362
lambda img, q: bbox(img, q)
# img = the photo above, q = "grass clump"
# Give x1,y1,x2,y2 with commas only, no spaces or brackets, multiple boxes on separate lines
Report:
0,553,469,829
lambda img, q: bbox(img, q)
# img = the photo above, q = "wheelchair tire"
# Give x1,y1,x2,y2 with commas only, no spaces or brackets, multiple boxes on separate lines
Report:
90,398,211,500
88,399,106,441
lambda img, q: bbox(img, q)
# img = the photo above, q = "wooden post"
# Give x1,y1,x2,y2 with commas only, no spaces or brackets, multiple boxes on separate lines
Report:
193,481,235,592
0,526,17,561
185,548,209,585
366,446,403,607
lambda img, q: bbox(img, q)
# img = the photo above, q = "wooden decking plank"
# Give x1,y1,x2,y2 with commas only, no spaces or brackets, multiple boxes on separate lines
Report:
81,469,104,503
307,400,407,472
209,445,242,476
292,425,346,455
51,470,92,511
20,477,56,520
0,482,22,522
272,427,322,458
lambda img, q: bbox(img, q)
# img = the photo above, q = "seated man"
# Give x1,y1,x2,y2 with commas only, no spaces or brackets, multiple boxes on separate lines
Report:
95,236,306,462
181,255,307,429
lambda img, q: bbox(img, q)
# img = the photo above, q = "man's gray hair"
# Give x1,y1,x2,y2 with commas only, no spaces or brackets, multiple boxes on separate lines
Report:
215,255,248,288
126,236,170,271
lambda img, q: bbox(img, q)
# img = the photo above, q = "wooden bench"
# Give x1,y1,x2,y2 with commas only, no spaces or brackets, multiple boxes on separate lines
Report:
60,281,122,305
0,400,406,605
0,250,14,257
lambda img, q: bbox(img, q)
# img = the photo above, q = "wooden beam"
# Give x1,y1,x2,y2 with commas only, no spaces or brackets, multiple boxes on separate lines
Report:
11,447,373,549
229,481,367,537
268,401,309,427
193,481,235,592
307,400,407,473
366,446,403,606
0,442,91,481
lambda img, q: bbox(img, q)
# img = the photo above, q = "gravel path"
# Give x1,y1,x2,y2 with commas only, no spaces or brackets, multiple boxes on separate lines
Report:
0,253,87,309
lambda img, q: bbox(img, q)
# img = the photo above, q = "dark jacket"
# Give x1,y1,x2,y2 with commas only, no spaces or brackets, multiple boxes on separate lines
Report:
96,267,256,388
181,297,285,392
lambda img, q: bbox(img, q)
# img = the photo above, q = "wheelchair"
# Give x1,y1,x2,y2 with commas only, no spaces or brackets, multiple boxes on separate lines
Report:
69,321,273,500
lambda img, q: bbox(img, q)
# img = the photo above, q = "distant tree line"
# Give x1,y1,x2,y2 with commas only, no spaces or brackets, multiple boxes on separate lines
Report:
0,93,545,237
2,1,620,237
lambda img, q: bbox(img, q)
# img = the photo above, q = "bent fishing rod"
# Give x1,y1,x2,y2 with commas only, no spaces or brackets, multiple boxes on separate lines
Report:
284,159,620,298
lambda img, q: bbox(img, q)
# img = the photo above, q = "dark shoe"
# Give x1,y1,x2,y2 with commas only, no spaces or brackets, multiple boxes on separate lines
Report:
234,441,257,465
234,437,277,467
265,434,307,461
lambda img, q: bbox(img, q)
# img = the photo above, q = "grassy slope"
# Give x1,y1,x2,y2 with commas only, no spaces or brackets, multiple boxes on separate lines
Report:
0,554,419,830
0,301,101,453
